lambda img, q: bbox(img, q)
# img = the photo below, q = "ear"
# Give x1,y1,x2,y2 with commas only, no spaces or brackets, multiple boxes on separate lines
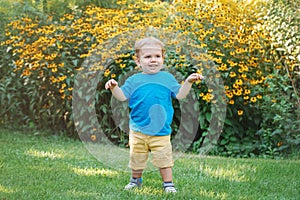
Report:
134,57,140,67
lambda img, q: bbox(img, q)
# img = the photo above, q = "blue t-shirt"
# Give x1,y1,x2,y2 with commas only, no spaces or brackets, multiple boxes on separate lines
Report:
121,71,181,136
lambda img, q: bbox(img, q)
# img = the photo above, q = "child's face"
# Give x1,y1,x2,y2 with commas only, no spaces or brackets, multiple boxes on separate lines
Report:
136,45,164,74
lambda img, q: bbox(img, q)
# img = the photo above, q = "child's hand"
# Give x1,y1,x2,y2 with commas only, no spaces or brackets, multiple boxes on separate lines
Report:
105,79,119,90
187,73,205,83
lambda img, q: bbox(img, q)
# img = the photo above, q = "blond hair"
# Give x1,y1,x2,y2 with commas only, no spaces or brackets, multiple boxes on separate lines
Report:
134,37,165,58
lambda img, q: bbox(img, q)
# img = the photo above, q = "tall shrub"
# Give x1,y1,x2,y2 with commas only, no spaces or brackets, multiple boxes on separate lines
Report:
2,0,293,156
254,0,300,157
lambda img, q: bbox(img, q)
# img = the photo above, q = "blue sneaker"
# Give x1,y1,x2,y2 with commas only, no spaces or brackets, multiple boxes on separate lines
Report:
124,178,142,190
163,182,177,193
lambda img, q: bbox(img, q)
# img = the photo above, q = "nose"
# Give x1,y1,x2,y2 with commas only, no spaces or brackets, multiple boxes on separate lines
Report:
150,56,157,62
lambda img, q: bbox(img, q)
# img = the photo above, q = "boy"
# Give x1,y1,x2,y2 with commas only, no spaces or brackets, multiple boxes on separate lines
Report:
105,37,204,193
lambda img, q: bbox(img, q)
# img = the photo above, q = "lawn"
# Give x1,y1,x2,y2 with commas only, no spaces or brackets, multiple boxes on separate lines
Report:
0,128,299,200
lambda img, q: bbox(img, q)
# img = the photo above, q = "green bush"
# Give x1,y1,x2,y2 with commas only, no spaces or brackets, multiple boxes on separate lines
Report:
1,0,299,157
253,0,300,157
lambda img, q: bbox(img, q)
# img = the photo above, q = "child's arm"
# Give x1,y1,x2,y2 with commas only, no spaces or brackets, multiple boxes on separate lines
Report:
105,79,127,101
176,73,204,100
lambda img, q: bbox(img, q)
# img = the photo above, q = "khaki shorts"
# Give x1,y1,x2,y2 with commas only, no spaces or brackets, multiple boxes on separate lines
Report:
128,130,173,170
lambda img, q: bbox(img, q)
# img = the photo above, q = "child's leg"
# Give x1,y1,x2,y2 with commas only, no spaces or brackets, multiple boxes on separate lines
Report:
132,169,143,178
159,167,177,193
159,167,172,182
125,131,147,190
160,167,177,193
149,135,176,193
124,169,143,190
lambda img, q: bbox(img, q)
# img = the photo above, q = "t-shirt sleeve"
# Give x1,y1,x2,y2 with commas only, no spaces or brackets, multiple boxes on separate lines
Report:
168,74,181,98
120,76,134,99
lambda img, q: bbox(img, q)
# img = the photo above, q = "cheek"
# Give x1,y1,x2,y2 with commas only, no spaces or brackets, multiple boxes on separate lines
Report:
140,58,147,63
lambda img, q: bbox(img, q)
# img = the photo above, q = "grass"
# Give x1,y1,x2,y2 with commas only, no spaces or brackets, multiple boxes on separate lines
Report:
0,128,299,200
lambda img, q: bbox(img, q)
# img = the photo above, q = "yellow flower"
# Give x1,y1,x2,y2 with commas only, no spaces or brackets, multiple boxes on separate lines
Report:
244,89,251,95
229,72,236,77
111,74,116,78
229,99,234,104
59,76,67,81
77,32,84,37
250,97,257,103
235,79,243,85
226,91,233,99
241,74,247,78
259,49,265,53
57,43,63,49
22,69,31,77
250,79,258,85
256,70,262,76
120,64,126,68
219,34,227,40
233,89,242,96
229,61,238,67
90,134,97,141
104,69,110,77
238,68,244,73
237,110,244,116
233,83,239,89
50,76,57,83
215,57,222,64
197,68,203,74
123,53,131,58
6,40,13,45
195,80,201,84
235,48,242,54
180,55,186,60
51,53,57,59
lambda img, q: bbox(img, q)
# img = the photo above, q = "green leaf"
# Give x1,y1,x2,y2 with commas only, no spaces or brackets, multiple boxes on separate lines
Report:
199,114,206,129
205,112,212,121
